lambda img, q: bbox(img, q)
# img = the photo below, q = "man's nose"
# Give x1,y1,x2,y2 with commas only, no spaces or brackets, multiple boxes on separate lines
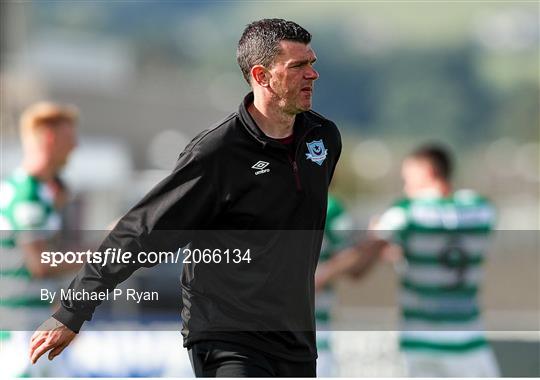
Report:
306,66,319,80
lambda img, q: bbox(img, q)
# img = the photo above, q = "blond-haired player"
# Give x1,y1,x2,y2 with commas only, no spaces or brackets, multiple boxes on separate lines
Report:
0,102,79,377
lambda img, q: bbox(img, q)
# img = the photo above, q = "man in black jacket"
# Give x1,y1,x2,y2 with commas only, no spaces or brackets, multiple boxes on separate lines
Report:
29,18,341,377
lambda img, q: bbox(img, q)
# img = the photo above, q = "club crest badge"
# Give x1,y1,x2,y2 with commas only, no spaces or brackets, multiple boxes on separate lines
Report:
305,139,328,166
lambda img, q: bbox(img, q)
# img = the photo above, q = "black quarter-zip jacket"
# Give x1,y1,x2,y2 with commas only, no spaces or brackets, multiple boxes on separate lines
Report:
53,92,342,362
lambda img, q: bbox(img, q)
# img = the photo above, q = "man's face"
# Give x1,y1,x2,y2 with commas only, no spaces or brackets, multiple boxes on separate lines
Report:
267,41,319,114
401,157,436,198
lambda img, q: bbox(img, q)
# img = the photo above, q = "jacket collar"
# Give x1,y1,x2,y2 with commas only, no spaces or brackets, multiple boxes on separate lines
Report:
238,92,310,149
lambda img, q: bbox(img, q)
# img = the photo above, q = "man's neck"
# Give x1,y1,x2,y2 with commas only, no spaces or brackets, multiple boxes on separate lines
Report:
248,95,295,139
22,158,55,182
415,182,452,198
436,181,452,197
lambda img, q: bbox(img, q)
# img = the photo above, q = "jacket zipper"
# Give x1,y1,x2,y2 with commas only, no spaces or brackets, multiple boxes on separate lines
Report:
290,158,302,192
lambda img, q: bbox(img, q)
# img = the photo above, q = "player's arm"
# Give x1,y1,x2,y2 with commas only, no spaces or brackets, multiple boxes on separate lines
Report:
315,204,407,291
21,239,81,278
368,207,407,264
315,238,387,292
22,214,120,279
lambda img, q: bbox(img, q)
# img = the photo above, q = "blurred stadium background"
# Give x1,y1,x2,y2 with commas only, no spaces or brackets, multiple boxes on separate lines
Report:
1,1,538,377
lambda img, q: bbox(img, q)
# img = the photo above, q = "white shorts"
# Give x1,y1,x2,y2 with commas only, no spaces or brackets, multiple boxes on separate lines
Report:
316,329,336,377
404,347,500,377
316,348,335,377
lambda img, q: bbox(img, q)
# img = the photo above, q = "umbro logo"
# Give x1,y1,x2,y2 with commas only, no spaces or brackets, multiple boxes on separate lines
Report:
252,161,270,175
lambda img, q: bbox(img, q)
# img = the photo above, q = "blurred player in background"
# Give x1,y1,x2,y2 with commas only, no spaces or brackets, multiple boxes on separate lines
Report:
318,144,500,377
315,195,353,377
315,194,379,377
0,102,79,377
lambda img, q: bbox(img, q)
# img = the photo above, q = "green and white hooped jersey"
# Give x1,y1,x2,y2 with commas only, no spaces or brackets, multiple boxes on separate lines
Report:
375,189,495,353
0,169,61,322
316,196,354,350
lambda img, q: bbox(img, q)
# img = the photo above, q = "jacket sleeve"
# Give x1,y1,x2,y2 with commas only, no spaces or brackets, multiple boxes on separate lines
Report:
53,145,221,332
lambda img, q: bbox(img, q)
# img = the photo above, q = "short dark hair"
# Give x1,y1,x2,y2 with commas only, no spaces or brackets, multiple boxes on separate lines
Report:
409,144,453,181
237,19,312,84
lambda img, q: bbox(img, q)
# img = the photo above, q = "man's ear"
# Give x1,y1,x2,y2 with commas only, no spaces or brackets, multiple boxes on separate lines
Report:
250,65,270,87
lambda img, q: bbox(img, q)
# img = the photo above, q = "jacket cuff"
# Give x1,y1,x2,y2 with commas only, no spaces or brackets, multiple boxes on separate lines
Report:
52,307,85,333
